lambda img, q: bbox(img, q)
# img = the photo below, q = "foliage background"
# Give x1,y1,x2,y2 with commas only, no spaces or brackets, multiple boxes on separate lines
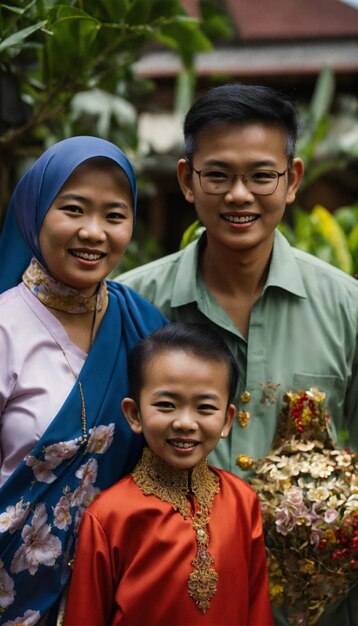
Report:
1,0,357,276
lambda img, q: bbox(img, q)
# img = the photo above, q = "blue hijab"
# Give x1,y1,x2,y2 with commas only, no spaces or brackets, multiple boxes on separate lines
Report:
0,135,137,292
0,137,166,624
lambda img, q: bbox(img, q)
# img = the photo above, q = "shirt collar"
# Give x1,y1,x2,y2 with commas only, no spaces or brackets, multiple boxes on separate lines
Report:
170,228,307,308
171,234,205,307
264,230,307,298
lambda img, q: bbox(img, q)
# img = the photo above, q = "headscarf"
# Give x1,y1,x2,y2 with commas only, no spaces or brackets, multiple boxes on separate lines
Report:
0,136,137,292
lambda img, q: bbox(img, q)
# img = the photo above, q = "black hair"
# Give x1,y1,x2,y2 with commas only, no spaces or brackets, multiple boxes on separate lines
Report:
127,322,239,407
184,83,300,165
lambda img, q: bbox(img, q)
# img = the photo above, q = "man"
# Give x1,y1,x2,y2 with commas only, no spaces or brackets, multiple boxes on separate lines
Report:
117,83,358,625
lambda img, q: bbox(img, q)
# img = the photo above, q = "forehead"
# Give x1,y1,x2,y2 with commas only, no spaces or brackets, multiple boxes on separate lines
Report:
67,158,131,188
141,349,230,391
194,122,288,163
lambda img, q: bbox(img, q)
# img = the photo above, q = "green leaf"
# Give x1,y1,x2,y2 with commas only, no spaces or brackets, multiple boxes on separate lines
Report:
180,220,205,249
310,204,352,274
309,65,335,129
83,0,131,22
174,68,195,119
154,17,211,68
44,6,100,83
335,205,358,234
0,20,47,52
347,223,358,274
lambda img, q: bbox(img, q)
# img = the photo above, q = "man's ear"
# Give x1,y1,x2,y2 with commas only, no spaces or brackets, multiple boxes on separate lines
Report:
286,157,304,205
221,404,235,438
121,398,143,434
177,158,195,204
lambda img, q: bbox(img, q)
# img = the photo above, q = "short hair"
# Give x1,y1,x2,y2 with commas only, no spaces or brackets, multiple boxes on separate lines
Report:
127,322,239,407
184,83,300,164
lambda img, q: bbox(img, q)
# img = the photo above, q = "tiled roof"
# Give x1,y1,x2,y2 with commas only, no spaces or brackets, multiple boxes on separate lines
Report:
224,0,358,41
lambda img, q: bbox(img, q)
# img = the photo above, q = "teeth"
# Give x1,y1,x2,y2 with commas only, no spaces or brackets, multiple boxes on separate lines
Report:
72,251,102,260
224,215,257,223
170,441,196,449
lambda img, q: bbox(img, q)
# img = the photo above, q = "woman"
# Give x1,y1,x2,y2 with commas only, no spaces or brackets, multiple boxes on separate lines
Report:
0,136,166,624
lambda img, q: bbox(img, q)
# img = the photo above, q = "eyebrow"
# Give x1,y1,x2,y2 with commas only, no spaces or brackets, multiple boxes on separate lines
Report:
55,193,130,209
202,158,278,169
151,390,221,401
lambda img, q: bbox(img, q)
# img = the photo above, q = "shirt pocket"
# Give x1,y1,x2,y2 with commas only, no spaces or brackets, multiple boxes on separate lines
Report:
292,373,346,444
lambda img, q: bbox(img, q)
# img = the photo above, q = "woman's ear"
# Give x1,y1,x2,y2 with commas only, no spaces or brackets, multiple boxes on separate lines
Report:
285,157,304,205
221,404,235,438
177,159,195,204
121,398,143,434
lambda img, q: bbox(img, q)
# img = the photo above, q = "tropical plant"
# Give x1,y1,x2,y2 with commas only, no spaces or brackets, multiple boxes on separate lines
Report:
0,0,213,223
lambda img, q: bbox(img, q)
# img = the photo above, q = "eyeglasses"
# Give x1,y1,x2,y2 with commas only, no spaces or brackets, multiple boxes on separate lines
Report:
190,164,290,196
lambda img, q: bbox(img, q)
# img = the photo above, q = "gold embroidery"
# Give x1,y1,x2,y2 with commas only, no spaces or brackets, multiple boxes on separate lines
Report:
132,447,220,613
260,380,280,405
23,257,108,314
237,410,251,427
240,390,251,403
236,454,253,470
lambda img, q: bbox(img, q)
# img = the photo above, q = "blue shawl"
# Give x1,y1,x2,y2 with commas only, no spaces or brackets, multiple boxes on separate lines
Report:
0,137,166,623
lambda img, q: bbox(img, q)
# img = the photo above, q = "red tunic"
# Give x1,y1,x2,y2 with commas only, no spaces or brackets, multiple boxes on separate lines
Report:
64,467,274,626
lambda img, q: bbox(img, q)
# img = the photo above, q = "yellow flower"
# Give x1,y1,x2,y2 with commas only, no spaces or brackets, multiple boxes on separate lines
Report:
269,583,285,604
300,559,316,574
322,528,337,544
306,386,326,402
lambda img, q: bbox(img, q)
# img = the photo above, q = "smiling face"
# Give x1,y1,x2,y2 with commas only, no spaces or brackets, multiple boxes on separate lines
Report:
38,159,134,296
122,350,235,471
177,122,303,258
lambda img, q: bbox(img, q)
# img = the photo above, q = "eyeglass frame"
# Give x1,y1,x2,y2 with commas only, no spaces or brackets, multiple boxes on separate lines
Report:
187,161,291,196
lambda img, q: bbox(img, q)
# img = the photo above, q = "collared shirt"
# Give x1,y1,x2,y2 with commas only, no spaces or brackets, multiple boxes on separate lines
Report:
118,230,358,478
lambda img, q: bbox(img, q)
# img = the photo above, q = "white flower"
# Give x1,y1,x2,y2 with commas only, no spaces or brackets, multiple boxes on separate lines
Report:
0,559,15,609
10,504,62,575
75,458,98,487
331,451,355,468
26,457,57,483
0,501,30,534
307,486,330,502
290,440,316,452
3,609,41,626
53,495,73,531
44,440,80,468
86,424,115,454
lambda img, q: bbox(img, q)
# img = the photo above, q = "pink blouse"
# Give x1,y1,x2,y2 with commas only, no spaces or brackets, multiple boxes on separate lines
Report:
0,283,86,486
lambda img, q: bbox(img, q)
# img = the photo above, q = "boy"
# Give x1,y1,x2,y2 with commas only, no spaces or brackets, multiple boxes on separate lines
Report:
64,322,274,626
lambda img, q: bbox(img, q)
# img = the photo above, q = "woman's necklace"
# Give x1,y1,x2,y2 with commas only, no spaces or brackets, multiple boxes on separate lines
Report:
132,447,220,613
59,347,88,446
22,257,94,444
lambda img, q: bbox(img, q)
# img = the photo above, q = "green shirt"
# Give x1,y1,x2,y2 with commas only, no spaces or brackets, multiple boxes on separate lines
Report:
118,229,358,625
118,230,358,477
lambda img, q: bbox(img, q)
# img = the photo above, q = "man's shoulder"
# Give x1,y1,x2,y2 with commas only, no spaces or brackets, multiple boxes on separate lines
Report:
293,246,358,296
117,248,187,285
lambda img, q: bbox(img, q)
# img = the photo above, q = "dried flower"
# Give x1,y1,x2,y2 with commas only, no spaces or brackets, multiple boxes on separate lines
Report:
250,388,358,625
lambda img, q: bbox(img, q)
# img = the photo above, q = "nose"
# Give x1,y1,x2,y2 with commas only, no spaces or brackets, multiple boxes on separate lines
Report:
225,175,254,204
172,410,198,432
78,217,106,243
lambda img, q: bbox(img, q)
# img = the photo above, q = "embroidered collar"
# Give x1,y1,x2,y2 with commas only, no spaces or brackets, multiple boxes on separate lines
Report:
22,257,108,314
132,447,220,613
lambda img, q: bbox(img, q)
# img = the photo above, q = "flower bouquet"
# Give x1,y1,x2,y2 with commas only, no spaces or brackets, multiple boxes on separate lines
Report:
250,387,358,625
